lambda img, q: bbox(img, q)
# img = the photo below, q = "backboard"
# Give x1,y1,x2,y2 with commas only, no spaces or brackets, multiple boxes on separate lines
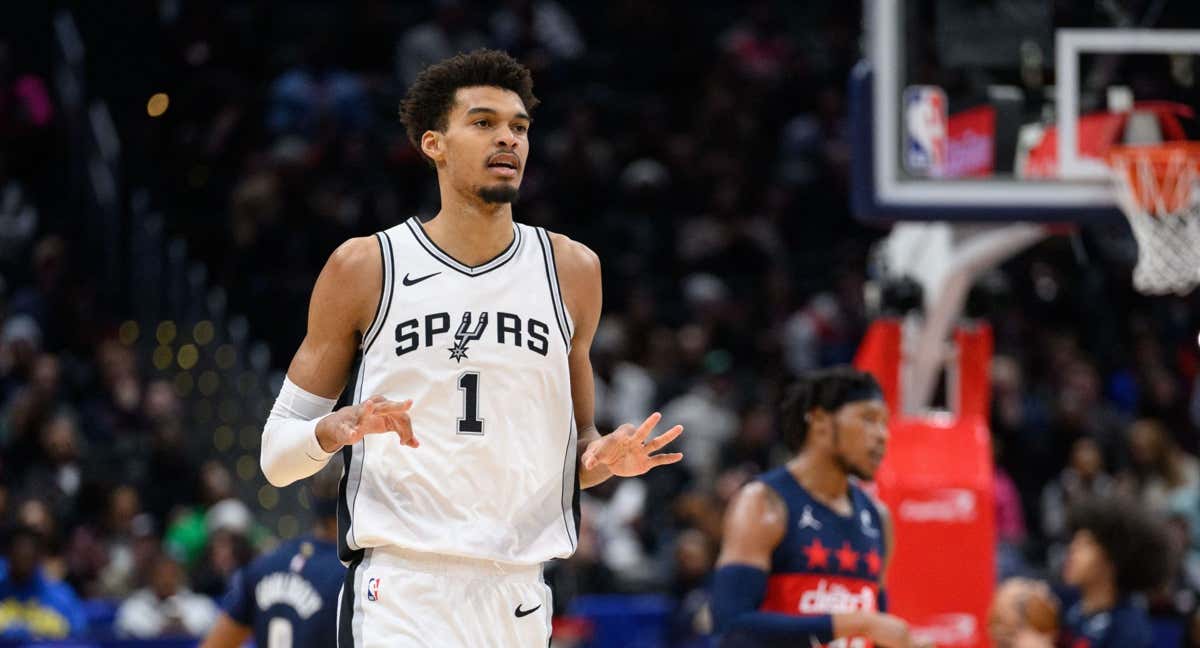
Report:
853,0,1200,223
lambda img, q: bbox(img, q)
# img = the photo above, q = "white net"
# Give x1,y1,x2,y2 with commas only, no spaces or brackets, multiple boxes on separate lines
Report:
1109,144,1200,296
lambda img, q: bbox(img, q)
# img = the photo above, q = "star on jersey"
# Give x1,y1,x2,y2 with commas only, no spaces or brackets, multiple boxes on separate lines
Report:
836,542,860,572
447,312,489,363
865,549,882,575
798,505,822,530
803,539,830,569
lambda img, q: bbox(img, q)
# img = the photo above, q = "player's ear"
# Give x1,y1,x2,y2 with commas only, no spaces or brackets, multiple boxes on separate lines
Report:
808,408,832,439
421,130,445,164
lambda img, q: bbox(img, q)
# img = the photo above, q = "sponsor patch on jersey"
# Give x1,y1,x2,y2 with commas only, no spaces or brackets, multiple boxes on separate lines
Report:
761,574,879,647
765,574,877,615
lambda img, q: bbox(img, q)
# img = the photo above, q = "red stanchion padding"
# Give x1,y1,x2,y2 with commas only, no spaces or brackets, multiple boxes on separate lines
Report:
853,318,903,415
873,414,996,648
953,323,993,421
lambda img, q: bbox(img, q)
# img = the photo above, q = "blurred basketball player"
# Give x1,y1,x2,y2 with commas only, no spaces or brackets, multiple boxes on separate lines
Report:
989,496,1172,648
257,49,683,647
200,462,345,648
712,367,930,648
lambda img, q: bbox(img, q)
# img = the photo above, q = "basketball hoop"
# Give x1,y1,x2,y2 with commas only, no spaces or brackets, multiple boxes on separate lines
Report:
1107,142,1200,295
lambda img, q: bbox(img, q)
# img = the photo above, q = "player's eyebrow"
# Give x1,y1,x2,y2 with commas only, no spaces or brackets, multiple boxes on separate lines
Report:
466,107,532,122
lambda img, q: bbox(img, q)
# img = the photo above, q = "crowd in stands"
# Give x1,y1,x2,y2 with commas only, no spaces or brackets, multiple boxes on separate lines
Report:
1,1,1200,645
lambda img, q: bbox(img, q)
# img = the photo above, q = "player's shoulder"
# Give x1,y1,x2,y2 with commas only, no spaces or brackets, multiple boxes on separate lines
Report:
720,478,788,555
326,236,383,277
728,478,788,527
544,231,600,277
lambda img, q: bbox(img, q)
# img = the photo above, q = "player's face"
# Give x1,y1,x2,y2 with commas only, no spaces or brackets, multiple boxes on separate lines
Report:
1062,529,1110,588
831,399,889,480
431,86,530,204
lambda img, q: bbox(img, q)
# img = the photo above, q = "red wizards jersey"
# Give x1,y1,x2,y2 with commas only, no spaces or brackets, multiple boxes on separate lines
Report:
758,466,887,648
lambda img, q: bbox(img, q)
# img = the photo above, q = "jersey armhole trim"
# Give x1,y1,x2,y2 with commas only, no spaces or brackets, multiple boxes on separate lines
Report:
535,227,573,354
361,232,395,353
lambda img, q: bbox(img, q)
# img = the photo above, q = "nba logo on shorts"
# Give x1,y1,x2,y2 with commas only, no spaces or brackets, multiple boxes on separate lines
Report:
366,577,380,602
903,85,948,177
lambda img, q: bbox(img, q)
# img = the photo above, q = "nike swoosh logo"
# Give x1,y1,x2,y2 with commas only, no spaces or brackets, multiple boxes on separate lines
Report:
402,271,440,286
514,603,541,618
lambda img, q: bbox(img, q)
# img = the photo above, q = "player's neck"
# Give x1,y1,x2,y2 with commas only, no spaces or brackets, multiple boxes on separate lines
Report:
425,197,515,267
789,454,851,507
1080,579,1118,614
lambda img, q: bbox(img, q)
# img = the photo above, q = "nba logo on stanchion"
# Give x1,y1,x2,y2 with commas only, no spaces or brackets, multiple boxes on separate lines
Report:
366,577,380,602
903,86,948,177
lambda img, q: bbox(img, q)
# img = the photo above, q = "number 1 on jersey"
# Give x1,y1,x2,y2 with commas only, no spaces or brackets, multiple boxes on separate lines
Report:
457,371,484,435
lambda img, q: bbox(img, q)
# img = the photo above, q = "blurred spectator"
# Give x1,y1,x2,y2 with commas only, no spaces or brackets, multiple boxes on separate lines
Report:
489,0,585,63
661,354,738,490
0,313,40,407
1120,419,1200,566
267,40,372,139
17,411,85,524
592,317,655,431
583,478,655,588
0,169,36,267
719,0,793,82
114,552,218,638
83,338,145,443
0,40,54,182
66,484,151,598
190,523,254,600
0,525,87,640
669,529,714,645
1041,437,1116,572
395,0,489,87
167,461,239,567
994,455,1029,580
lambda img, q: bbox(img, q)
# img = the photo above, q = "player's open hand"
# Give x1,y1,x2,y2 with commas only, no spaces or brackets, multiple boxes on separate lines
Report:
318,395,416,452
580,412,683,477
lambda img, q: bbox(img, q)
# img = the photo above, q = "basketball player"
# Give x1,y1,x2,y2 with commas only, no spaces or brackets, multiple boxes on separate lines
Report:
200,463,345,648
989,496,1171,648
257,49,684,647
712,367,930,648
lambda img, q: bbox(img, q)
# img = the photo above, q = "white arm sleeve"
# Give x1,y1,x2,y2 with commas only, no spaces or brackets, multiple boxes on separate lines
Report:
260,377,339,487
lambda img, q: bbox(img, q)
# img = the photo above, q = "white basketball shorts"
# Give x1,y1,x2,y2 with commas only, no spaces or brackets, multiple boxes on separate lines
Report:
336,547,553,647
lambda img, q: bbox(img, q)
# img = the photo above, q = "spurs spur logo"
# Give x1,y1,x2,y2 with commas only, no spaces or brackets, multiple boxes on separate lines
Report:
448,312,489,362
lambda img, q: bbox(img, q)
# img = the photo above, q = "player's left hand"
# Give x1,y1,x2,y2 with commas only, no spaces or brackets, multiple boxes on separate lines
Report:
581,412,683,477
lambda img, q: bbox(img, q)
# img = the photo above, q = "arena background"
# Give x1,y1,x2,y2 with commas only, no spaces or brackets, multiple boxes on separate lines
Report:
1,1,1200,646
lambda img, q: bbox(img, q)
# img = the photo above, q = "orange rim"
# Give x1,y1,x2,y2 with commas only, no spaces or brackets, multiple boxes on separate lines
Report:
1107,142,1200,215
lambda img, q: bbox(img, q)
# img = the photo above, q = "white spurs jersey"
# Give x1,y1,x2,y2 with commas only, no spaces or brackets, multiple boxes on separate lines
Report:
337,217,579,566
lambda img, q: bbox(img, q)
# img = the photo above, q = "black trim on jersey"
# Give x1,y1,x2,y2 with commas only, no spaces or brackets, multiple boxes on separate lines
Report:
535,231,571,354
542,229,574,341
361,232,395,353
559,424,574,551
337,443,362,564
337,553,364,648
337,356,367,563
571,464,582,549
404,217,522,277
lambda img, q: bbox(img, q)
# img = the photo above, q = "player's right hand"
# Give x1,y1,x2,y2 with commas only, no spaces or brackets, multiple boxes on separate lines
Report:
865,613,933,648
317,395,416,451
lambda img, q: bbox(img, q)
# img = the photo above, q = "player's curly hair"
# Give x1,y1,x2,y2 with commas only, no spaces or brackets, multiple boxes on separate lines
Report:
399,49,539,165
781,367,883,452
1067,495,1174,595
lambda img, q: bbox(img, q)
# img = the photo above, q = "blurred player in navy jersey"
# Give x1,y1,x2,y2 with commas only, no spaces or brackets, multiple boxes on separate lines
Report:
991,496,1172,648
200,463,345,648
712,366,930,648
